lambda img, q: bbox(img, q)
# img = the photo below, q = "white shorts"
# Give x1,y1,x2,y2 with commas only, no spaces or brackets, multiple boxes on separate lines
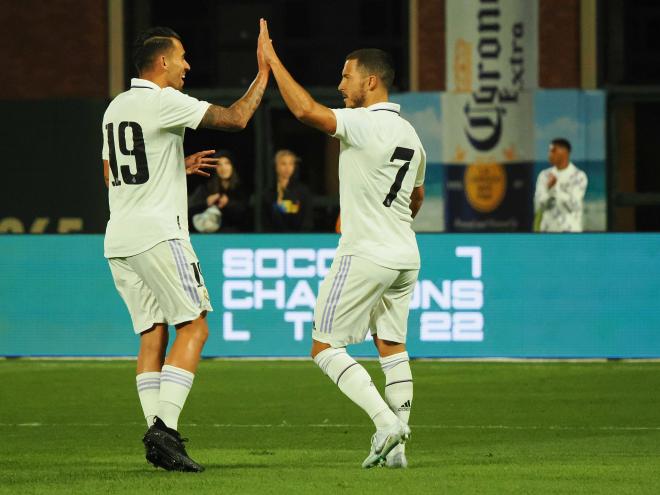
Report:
108,239,213,334
312,255,418,348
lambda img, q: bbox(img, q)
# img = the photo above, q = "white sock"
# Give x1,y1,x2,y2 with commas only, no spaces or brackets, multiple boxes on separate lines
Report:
380,351,413,425
380,352,413,454
314,347,398,429
136,372,161,427
158,365,195,431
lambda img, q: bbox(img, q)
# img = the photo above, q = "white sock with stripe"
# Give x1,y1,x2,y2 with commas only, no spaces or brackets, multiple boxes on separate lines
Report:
380,351,413,424
380,352,413,455
158,365,195,431
136,372,161,427
314,347,398,429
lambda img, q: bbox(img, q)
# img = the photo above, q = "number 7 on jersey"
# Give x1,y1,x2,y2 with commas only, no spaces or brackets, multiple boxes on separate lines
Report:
383,147,415,207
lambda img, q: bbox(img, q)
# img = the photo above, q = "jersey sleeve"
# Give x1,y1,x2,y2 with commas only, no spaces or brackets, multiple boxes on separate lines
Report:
331,108,371,148
414,145,427,187
159,88,212,130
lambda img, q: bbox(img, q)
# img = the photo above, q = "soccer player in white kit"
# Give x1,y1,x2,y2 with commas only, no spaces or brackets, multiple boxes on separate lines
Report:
102,25,269,471
259,20,426,468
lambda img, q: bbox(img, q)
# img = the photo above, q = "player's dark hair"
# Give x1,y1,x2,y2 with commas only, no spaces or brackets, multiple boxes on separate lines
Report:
345,48,395,91
551,138,572,153
132,27,182,74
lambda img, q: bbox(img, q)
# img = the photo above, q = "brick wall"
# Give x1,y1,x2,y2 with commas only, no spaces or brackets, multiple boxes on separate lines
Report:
416,0,581,90
538,0,581,87
1,0,108,99
418,0,445,91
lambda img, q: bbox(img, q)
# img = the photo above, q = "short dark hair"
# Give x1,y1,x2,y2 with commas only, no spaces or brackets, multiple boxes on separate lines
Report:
551,138,572,153
345,48,395,91
132,27,181,74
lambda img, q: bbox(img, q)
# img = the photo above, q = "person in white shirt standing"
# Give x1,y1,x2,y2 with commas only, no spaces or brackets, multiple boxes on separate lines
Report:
102,24,269,472
259,20,426,469
534,138,588,232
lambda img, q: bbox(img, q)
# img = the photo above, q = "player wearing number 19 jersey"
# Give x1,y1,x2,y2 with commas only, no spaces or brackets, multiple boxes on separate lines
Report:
259,18,425,469
102,25,269,471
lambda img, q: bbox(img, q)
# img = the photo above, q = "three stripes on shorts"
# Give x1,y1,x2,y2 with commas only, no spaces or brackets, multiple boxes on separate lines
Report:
168,240,200,305
319,255,352,333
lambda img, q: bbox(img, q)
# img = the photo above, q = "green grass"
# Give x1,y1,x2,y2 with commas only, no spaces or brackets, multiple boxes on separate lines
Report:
1,360,660,494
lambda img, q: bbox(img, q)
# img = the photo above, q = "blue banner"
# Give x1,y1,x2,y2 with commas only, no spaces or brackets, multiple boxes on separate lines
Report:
1,234,658,358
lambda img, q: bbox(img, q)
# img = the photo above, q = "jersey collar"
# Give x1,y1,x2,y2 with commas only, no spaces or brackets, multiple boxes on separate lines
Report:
367,102,400,115
130,78,160,90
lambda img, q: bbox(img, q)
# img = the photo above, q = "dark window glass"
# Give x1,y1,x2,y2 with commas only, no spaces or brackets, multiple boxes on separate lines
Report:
126,0,409,90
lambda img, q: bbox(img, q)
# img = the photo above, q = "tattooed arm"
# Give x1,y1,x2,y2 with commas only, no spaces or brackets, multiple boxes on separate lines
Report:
199,71,269,131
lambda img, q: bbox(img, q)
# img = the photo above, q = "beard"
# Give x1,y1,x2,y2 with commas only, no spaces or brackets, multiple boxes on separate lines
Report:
347,89,367,108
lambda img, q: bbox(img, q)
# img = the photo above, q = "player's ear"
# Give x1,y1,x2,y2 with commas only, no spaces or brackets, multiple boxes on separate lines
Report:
367,75,378,91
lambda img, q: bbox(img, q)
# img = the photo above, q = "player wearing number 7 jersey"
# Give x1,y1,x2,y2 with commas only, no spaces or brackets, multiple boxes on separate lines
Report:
101,25,269,472
259,20,426,468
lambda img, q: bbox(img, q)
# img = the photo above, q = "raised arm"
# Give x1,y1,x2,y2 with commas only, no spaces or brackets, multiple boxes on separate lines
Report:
199,22,270,131
199,72,269,131
259,19,337,134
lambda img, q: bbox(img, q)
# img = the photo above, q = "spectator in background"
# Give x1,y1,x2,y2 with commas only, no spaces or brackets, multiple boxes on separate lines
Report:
262,149,314,232
534,138,588,232
189,150,248,232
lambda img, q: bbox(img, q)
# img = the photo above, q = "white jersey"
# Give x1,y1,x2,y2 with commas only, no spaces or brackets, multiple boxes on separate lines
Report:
331,102,426,269
534,162,588,232
102,78,210,258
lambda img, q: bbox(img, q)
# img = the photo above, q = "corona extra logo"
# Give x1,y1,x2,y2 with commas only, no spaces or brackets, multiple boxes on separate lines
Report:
464,162,507,213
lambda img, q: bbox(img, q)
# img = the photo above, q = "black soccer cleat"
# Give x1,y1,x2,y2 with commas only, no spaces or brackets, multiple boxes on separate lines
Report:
142,417,205,472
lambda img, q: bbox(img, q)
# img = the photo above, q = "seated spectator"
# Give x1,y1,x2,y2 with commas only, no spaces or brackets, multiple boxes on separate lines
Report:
262,149,314,232
188,150,248,232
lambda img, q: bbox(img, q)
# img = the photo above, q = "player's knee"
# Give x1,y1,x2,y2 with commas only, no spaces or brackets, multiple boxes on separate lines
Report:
310,340,331,359
376,338,406,356
192,322,209,345
176,316,209,345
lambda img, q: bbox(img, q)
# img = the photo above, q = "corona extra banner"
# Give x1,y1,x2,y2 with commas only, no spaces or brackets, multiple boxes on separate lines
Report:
444,0,538,231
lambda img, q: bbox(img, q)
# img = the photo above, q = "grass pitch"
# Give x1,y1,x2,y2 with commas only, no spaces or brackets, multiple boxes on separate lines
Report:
1,360,660,494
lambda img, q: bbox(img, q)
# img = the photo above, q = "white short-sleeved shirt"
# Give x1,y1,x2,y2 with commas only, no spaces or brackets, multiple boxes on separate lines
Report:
331,102,426,269
101,78,211,258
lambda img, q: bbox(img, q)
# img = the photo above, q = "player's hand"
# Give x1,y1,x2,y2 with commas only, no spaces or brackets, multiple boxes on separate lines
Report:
257,19,269,72
259,18,277,66
218,194,229,209
207,193,221,206
547,174,557,189
185,149,219,177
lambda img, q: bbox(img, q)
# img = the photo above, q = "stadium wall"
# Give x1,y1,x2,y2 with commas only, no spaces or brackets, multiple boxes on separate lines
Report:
1,234,658,359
